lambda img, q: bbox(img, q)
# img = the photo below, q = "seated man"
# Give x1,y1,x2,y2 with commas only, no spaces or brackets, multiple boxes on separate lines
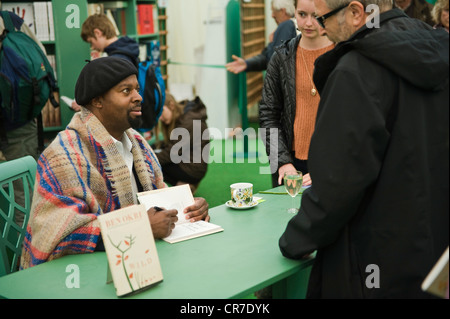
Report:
21,57,209,269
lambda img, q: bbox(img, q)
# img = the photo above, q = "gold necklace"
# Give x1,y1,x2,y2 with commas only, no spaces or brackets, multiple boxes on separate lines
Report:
300,46,318,97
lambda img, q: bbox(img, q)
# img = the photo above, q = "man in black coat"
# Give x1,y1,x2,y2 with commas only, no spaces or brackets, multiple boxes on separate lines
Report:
279,0,449,298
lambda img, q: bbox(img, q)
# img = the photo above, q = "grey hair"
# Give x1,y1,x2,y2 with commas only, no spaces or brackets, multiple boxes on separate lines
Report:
324,0,394,12
272,0,296,17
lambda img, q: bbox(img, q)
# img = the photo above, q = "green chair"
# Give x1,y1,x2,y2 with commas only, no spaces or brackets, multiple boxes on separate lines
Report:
0,156,37,276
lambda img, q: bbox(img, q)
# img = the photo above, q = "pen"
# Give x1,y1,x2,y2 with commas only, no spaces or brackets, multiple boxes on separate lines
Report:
153,206,164,211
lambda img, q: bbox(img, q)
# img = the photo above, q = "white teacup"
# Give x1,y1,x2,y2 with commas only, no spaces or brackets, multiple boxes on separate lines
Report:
230,183,253,207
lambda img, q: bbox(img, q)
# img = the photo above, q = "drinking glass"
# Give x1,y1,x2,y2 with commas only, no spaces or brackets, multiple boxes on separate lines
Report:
284,171,303,214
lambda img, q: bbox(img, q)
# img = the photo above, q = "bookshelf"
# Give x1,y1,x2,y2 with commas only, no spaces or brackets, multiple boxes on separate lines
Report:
241,0,265,113
1,0,168,137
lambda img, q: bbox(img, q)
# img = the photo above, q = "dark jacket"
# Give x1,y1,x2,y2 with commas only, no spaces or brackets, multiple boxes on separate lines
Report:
105,36,140,65
246,19,296,72
259,34,302,172
156,97,209,182
279,9,449,298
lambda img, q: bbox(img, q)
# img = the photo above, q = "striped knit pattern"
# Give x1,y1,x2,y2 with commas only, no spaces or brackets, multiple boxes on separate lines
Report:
293,44,334,160
21,109,165,269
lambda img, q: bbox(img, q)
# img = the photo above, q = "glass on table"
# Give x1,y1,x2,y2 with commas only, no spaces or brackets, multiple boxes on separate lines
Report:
283,171,303,214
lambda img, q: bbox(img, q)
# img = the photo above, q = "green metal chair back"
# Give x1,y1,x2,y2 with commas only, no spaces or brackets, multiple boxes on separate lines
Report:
0,156,37,276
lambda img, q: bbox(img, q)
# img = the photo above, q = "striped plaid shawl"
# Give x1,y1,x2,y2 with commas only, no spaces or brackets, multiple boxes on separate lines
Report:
21,109,165,269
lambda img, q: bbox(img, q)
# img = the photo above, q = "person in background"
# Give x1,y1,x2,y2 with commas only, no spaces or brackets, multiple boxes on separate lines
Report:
431,0,449,31
279,0,448,298
394,0,434,25
71,13,140,112
21,57,210,269
0,11,47,226
81,13,139,64
259,0,334,188
155,94,209,195
225,0,297,74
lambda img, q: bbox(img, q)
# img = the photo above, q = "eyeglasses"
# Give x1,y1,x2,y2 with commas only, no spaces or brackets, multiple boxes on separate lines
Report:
315,3,350,28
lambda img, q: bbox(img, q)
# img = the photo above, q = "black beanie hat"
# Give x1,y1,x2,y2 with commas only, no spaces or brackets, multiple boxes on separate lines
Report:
75,56,138,106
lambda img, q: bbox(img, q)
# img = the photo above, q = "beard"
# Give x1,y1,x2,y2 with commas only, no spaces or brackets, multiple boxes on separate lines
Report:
128,116,143,130
128,105,143,129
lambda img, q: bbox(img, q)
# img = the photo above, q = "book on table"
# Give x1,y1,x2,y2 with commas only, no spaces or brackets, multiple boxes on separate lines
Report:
137,184,223,244
98,204,163,297
421,246,449,299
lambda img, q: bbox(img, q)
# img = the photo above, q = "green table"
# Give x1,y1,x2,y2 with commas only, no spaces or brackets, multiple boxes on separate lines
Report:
0,187,313,299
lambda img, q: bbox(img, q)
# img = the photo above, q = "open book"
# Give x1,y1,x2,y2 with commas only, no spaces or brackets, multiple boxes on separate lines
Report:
421,247,449,298
137,184,223,243
98,204,163,297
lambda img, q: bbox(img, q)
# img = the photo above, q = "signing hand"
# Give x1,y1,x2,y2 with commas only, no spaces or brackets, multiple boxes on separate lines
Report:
183,197,210,223
225,55,247,74
147,207,178,238
71,101,82,112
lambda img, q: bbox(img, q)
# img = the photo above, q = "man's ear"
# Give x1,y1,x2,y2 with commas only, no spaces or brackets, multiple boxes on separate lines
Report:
93,28,103,39
348,1,366,29
91,97,103,109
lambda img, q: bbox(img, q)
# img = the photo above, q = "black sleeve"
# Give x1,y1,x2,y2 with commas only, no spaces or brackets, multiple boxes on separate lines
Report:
279,62,393,259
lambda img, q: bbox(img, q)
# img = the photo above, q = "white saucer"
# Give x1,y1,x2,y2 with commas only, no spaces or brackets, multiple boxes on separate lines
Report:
225,200,259,210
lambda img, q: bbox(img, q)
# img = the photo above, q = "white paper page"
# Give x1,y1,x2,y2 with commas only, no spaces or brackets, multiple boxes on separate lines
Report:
164,221,223,243
61,96,75,107
137,184,195,225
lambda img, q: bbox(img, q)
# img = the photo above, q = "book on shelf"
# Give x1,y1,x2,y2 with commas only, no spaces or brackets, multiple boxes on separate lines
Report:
1,2,35,33
158,0,168,9
139,40,160,66
149,40,161,66
136,4,154,35
106,5,127,35
47,1,54,41
33,2,49,41
87,3,104,16
2,2,55,42
106,9,120,36
46,53,57,80
137,184,224,244
138,43,147,63
98,204,164,297
41,90,60,128
421,247,449,299
102,1,128,10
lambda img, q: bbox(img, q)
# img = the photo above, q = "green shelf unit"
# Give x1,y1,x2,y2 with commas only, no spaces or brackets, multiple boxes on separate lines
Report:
52,0,91,130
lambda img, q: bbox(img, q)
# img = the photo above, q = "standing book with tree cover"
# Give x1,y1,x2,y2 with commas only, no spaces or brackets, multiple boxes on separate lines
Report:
421,247,449,299
137,184,223,244
98,204,163,297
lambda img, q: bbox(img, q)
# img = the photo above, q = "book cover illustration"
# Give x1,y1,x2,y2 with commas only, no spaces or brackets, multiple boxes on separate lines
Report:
98,204,163,297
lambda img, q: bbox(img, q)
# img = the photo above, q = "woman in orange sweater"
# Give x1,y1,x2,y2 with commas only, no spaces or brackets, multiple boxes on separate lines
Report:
259,0,334,187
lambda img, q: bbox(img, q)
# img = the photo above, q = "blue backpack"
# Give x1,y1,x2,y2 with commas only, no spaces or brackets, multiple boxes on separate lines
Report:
0,11,59,150
110,49,165,130
137,61,165,130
